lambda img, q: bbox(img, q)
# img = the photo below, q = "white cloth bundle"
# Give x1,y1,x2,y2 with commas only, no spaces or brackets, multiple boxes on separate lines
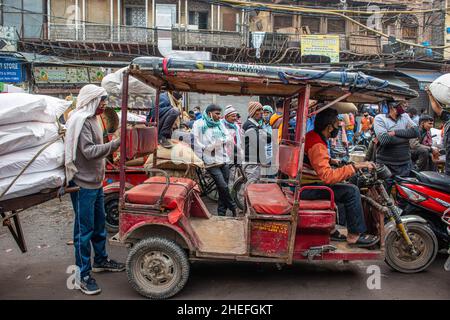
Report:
0,168,65,200
0,140,64,179
0,93,72,125
0,122,60,156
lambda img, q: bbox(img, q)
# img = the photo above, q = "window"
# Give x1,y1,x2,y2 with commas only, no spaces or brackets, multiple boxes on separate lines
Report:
273,15,293,30
327,19,345,34
402,26,418,40
125,7,146,27
2,0,44,39
301,17,320,34
189,11,208,30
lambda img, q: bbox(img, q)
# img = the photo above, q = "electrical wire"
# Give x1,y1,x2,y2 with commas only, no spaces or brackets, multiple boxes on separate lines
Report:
207,0,450,49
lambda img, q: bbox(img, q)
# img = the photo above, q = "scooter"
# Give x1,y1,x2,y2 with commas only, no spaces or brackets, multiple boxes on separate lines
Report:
395,171,450,253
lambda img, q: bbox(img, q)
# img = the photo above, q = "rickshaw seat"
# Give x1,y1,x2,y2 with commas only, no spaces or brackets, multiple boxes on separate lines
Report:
246,183,292,215
279,144,300,178
125,176,196,208
126,126,158,160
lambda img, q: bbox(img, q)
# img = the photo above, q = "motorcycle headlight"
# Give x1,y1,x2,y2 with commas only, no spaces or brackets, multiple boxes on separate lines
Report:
398,185,426,203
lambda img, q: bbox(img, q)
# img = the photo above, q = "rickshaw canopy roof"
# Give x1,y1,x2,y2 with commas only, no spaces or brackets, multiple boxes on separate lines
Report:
128,57,418,104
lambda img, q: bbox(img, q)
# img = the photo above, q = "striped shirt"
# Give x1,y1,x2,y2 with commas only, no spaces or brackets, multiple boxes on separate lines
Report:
373,113,418,165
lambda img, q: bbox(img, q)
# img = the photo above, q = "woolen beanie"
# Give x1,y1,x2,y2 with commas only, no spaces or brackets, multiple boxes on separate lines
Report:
248,101,263,118
224,105,238,118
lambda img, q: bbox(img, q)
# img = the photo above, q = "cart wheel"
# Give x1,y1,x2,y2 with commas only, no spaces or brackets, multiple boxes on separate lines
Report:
104,193,119,233
385,222,438,273
231,176,246,211
126,237,190,299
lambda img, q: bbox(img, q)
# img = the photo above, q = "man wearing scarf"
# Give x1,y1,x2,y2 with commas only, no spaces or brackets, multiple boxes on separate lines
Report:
192,104,237,216
65,84,125,295
221,105,243,162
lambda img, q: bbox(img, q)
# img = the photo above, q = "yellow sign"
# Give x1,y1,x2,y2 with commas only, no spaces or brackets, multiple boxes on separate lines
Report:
300,35,340,63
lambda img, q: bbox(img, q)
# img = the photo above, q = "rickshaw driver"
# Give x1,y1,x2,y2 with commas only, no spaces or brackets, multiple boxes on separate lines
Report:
300,108,379,248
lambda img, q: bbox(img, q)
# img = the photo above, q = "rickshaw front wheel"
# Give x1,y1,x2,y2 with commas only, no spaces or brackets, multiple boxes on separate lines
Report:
126,237,190,299
385,222,438,273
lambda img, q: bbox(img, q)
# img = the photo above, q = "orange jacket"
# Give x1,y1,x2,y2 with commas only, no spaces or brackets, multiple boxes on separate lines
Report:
302,131,355,185
270,113,283,142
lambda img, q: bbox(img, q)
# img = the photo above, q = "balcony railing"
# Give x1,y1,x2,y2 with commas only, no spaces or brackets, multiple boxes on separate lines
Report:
47,23,380,56
49,24,156,43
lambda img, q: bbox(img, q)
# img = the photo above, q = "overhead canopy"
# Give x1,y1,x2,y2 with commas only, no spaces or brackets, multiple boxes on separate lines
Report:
397,68,443,89
129,57,419,104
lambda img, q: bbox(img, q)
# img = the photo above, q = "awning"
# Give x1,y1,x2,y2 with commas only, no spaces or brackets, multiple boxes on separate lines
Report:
397,68,442,83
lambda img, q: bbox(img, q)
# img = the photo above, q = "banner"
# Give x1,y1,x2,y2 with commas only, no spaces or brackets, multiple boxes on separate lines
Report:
0,58,23,83
300,35,340,63
33,66,105,84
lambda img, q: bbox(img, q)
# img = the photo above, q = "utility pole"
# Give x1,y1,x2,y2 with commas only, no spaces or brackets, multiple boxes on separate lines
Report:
445,0,450,59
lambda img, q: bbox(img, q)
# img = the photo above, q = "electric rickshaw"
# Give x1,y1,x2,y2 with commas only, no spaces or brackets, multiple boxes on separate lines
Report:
112,57,437,299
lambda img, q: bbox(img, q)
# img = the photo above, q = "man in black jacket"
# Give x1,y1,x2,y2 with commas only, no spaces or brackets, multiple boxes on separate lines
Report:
243,101,272,180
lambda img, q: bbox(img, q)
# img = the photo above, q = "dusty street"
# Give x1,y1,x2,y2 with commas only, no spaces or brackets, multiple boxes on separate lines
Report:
0,196,449,300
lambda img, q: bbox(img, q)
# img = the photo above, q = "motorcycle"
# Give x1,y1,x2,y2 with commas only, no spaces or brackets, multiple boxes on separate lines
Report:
395,171,450,253
443,208,450,271
355,165,438,273
355,130,372,149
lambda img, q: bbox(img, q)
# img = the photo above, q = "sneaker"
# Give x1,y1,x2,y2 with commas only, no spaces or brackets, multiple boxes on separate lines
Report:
78,275,101,295
92,259,126,273
159,137,173,149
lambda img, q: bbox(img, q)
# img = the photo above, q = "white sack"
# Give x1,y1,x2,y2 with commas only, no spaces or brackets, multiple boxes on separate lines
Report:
0,167,65,200
116,111,147,123
429,73,450,106
0,93,72,125
0,122,60,156
0,140,64,179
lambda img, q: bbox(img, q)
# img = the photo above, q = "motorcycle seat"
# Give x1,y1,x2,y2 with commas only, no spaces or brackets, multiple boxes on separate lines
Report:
415,171,450,193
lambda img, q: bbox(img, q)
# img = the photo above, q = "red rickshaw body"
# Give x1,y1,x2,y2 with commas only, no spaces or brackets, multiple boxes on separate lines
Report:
116,57,417,265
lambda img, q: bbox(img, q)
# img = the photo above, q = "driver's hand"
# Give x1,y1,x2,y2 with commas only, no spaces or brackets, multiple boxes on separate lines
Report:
354,161,376,171
330,159,341,166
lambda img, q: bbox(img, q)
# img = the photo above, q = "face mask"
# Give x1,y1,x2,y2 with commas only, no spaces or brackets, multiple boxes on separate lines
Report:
395,106,406,115
330,126,340,138
263,115,270,122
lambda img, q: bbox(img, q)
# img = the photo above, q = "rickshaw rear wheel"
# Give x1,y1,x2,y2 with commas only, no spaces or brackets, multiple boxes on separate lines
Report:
126,237,190,299
104,193,119,233
385,222,438,273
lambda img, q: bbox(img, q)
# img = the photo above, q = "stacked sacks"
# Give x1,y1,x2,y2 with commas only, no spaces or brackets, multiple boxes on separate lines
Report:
0,93,71,200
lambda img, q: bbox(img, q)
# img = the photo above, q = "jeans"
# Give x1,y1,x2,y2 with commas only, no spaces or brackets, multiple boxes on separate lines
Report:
207,164,236,215
69,182,108,278
159,108,180,140
300,183,367,235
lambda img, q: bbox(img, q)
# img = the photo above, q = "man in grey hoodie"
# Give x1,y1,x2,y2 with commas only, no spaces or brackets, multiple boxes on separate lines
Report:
65,84,124,295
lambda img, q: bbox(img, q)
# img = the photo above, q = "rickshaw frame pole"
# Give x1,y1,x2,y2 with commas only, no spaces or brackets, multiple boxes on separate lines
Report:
152,89,161,168
287,84,311,264
309,92,352,117
119,71,130,208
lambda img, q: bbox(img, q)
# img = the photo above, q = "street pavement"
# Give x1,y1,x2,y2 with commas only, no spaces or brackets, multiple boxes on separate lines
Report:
0,195,449,300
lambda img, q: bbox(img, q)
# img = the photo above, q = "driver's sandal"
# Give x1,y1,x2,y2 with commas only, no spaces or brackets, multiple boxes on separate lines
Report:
348,234,379,248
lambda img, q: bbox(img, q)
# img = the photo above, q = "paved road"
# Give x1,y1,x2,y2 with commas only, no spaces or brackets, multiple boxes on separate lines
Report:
1,196,449,300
